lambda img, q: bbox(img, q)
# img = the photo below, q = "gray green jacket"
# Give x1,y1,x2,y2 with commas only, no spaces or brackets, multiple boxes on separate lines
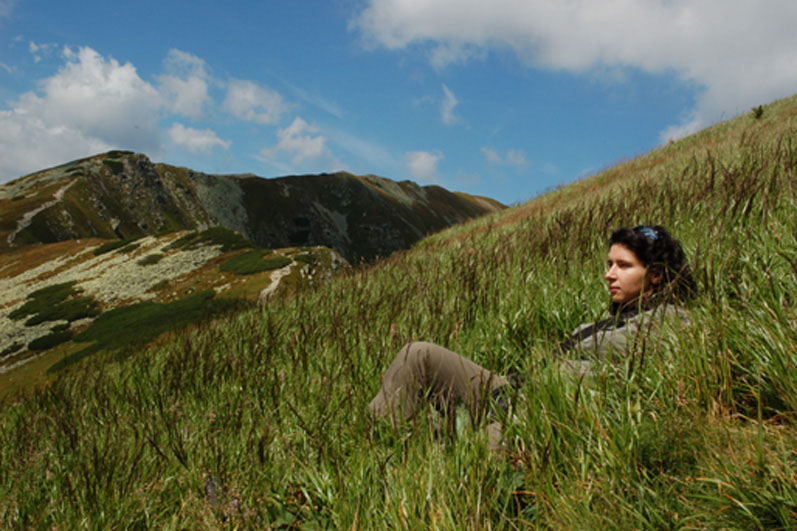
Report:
562,304,688,376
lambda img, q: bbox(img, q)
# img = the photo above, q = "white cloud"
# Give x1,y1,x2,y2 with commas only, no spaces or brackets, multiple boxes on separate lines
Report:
481,146,502,165
0,46,162,181
541,161,560,176
329,128,398,170
28,41,58,63
291,84,344,118
223,79,289,124
0,108,112,180
506,149,527,169
261,116,332,166
481,146,528,170
441,84,460,125
168,123,230,153
40,47,161,148
352,0,797,140
157,49,211,119
404,150,442,182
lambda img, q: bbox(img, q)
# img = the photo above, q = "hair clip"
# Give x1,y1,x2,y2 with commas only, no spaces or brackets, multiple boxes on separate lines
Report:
633,225,659,241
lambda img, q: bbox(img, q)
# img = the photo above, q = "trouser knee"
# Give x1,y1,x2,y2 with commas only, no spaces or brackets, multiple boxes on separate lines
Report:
399,341,434,359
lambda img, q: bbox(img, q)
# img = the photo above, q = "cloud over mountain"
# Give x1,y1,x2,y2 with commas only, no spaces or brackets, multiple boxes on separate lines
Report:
0,47,295,182
223,79,290,125
0,46,159,179
482,147,528,171
260,117,335,168
440,84,460,126
157,49,211,120
168,123,231,153
404,150,442,182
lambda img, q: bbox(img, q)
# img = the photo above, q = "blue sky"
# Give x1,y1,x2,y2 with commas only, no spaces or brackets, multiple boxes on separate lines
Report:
2,0,796,205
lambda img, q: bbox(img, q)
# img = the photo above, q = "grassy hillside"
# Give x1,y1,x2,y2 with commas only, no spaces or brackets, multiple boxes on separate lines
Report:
1,96,796,528
0,228,347,396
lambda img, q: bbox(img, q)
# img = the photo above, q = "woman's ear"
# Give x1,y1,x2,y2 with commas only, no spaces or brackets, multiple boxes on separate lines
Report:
647,270,663,288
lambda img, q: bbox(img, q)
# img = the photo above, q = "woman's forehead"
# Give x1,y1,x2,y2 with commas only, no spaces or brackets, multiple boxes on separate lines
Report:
607,243,643,263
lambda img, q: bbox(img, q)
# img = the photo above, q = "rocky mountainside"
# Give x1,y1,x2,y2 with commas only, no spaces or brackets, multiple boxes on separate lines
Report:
0,151,503,386
0,151,504,263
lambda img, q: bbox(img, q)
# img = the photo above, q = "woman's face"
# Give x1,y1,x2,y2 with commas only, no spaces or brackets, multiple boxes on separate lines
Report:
605,243,647,304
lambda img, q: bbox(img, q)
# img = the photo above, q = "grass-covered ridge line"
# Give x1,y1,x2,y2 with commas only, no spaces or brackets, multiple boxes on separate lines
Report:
1,96,796,527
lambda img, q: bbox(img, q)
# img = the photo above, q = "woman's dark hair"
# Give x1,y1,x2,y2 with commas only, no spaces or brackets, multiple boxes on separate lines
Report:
609,225,697,312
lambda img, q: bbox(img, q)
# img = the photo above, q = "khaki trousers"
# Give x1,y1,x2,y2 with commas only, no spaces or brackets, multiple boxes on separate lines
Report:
368,342,508,448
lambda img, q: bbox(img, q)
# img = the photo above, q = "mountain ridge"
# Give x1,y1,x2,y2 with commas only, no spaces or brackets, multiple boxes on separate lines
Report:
0,150,503,384
0,151,504,263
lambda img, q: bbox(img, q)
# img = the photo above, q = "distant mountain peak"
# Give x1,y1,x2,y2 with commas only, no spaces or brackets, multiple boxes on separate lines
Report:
0,151,504,262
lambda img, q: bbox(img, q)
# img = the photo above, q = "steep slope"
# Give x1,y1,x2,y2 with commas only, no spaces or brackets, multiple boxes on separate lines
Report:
1,96,795,528
0,151,504,262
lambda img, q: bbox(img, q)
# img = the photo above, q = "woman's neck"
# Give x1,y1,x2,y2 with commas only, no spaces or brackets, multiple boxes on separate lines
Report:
609,299,645,317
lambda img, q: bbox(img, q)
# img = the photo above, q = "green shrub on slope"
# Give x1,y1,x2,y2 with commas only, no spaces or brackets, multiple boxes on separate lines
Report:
9,282,77,320
93,238,138,256
10,281,100,326
137,253,164,266
28,330,73,351
46,290,248,373
0,342,23,357
165,227,251,253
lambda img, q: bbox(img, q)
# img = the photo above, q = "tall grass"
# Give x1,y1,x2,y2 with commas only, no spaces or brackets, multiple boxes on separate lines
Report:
1,96,796,528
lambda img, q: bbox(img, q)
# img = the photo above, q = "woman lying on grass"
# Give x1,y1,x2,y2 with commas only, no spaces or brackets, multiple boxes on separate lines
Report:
368,225,697,450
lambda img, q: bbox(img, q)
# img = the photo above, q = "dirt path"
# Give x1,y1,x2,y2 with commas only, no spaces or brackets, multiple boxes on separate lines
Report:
258,261,294,303
7,180,76,246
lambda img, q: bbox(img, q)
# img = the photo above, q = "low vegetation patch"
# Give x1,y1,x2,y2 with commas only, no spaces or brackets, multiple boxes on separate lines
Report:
137,253,164,266
164,231,199,250
219,249,291,275
9,281,100,326
28,330,73,351
102,159,124,174
47,290,249,373
293,252,318,265
0,342,23,358
9,282,76,319
115,241,140,254
23,296,99,326
165,226,251,253
93,238,138,256
200,226,252,252
105,150,133,159
148,279,170,292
